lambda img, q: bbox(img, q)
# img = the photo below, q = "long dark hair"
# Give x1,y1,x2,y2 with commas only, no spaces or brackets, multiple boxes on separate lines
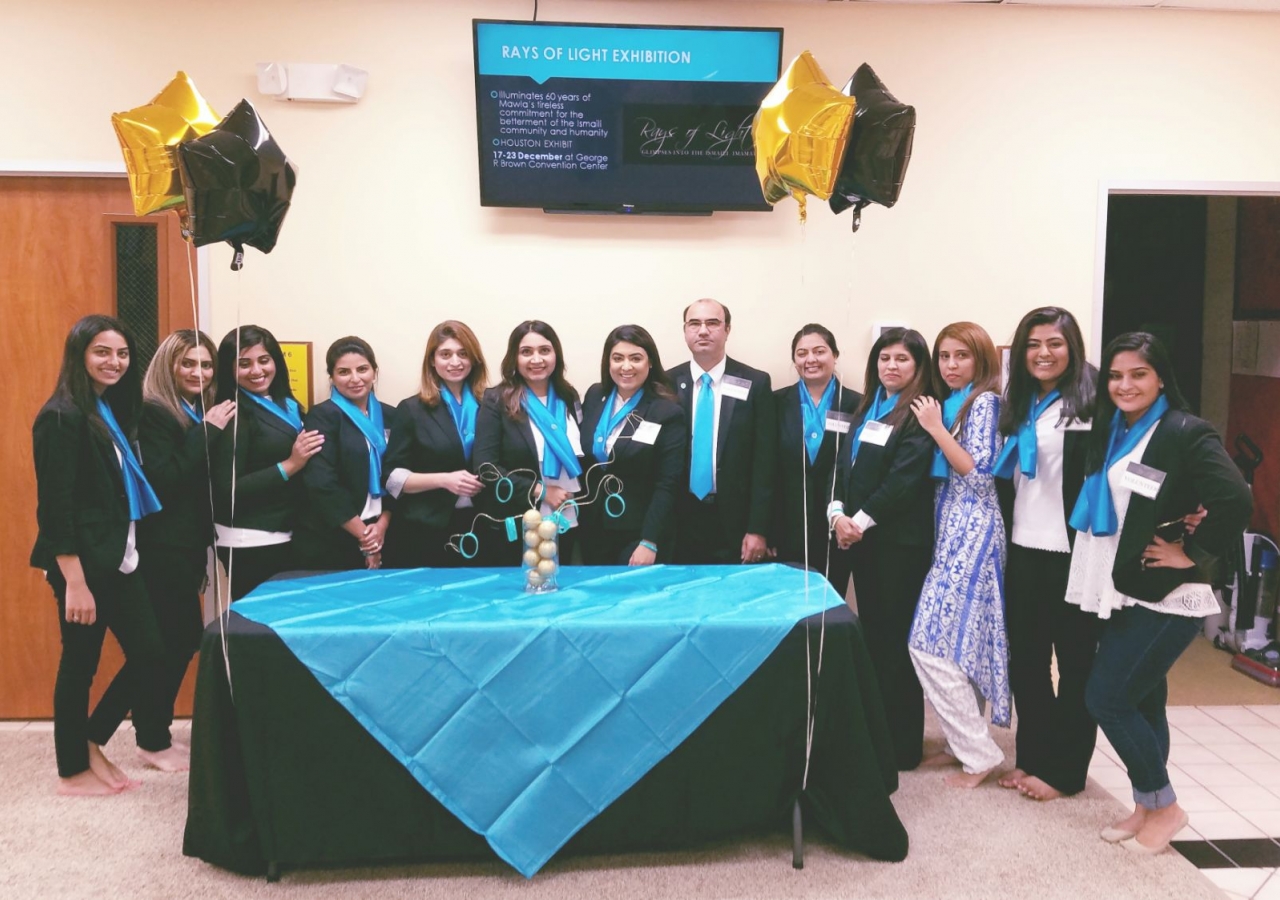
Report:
52,314,142,442
790,323,840,358
499,320,578,419
325,335,378,377
1000,307,1096,435
853,327,933,428
215,325,294,405
599,324,676,401
1086,331,1188,473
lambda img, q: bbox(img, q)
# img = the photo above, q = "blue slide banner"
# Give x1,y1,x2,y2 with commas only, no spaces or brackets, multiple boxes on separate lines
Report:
475,22,781,85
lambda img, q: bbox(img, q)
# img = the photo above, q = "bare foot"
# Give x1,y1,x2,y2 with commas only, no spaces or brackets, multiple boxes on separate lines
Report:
1109,805,1149,837
1018,775,1064,801
138,745,189,772
87,743,138,791
920,750,960,769
945,767,997,789
57,769,123,797
1129,803,1189,852
998,768,1027,789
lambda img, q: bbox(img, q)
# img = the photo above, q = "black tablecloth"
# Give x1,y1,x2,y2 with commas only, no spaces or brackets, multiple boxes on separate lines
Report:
183,601,908,875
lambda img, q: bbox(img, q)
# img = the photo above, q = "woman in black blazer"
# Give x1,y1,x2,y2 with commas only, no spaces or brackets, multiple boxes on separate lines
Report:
85,329,235,769
296,336,397,571
382,320,489,568
769,324,861,588
579,325,687,565
212,325,324,599
474,320,584,563
993,308,1099,801
827,327,936,771
30,315,178,794
1066,332,1251,853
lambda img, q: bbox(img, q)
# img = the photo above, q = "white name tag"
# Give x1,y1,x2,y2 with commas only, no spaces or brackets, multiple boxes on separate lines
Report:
722,375,751,402
860,420,893,447
825,411,853,434
631,421,661,445
384,429,391,442
1059,418,1092,432
1121,461,1166,499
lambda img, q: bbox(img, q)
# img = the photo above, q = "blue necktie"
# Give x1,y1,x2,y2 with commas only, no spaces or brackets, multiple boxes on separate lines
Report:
690,373,714,499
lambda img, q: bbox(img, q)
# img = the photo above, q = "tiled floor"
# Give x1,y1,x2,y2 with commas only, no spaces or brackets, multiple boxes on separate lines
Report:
1091,705,1280,899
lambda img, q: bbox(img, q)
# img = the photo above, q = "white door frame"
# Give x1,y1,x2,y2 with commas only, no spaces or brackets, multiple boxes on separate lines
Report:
1092,179,1280,360
0,159,212,327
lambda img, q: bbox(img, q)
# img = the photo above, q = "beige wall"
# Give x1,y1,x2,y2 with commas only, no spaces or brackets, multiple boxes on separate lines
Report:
5,0,1280,402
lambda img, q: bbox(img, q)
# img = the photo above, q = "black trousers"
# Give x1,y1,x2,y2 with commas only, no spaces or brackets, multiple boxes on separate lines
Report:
87,546,206,747
46,564,170,776
848,534,930,771
1005,543,1103,795
775,534,850,598
384,508,499,569
672,495,739,565
216,542,296,601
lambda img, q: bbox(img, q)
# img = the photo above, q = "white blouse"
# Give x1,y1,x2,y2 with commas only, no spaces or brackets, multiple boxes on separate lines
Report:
1011,398,1070,554
1065,421,1217,620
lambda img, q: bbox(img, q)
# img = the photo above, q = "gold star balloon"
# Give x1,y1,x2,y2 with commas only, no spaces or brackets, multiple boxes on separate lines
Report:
111,72,220,217
752,52,856,221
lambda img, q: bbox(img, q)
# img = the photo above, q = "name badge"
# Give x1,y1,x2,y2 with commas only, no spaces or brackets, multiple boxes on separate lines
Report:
1121,461,1166,499
631,421,661,445
722,375,751,402
825,411,853,434
384,429,391,442
1059,418,1092,432
860,420,893,447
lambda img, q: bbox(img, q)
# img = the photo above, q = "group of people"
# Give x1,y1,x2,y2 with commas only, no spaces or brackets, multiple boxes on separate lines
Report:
31,300,1253,857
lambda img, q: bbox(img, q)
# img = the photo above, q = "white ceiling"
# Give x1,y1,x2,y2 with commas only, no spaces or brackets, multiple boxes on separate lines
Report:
815,0,1280,11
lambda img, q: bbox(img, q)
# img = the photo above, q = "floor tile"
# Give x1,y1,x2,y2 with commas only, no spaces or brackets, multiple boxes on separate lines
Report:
1214,839,1280,868
1174,824,1201,841
21,721,54,733
1174,840,1234,868
1182,724,1251,745
1107,786,1134,807
1209,785,1280,812
1171,743,1227,765
1176,785,1231,813
1241,810,1280,835
1169,707,1222,727
1201,867,1274,897
1089,766,1132,789
1255,870,1280,900
1238,764,1280,789
0,721,29,732
1214,743,1280,766
1248,707,1280,726
1231,725,1280,746
1202,706,1272,727
1179,764,1258,788
1192,811,1267,839
1092,747,1119,767
1168,726,1198,746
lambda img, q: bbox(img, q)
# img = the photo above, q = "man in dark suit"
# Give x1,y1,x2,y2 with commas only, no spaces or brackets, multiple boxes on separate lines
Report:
666,298,775,564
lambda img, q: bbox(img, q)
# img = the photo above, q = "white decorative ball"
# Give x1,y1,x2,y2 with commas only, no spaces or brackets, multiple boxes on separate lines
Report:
537,559,556,576
538,540,558,559
523,509,542,528
526,569,544,586
523,549,540,567
537,519,559,540
524,529,541,548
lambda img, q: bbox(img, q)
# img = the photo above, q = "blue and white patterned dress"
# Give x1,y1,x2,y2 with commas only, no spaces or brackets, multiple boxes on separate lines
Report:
908,390,1011,727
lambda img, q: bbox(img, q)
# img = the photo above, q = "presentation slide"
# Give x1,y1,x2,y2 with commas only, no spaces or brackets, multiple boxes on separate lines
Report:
473,22,781,211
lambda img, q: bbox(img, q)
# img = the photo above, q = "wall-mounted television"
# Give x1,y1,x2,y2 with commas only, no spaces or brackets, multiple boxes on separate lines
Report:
473,20,783,215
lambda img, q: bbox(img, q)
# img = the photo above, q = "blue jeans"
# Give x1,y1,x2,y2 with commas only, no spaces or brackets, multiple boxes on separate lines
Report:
1085,604,1202,810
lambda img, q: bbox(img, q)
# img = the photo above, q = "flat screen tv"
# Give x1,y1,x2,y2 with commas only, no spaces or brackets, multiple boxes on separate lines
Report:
473,20,783,214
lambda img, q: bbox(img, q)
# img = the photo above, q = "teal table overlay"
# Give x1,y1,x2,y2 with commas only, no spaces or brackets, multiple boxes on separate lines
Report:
233,564,844,877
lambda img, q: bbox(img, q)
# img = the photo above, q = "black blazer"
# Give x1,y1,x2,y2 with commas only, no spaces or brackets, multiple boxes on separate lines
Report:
382,394,473,529
1110,410,1252,603
578,383,687,547
210,396,305,533
834,408,936,548
297,398,398,535
473,387,584,517
666,358,775,542
136,400,216,552
30,398,133,574
770,380,862,559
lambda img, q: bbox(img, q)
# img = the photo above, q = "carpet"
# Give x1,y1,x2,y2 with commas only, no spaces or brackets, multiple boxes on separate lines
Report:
0,718,1223,900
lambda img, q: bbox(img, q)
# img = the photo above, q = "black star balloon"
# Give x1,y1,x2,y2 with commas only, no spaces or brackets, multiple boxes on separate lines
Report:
829,64,916,231
177,99,298,269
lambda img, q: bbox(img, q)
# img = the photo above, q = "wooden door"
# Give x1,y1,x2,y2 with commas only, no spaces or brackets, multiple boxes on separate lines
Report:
0,175,197,719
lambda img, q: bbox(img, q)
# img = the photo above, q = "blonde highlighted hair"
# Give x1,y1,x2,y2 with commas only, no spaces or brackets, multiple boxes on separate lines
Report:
143,329,219,427
419,320,488,406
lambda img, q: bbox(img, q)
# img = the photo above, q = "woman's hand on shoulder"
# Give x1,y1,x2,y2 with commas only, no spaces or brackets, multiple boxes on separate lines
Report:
910,396,943,435
204,400,236,430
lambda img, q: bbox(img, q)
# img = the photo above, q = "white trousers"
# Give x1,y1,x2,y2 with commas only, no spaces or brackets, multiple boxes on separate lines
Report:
910,647,1004,774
